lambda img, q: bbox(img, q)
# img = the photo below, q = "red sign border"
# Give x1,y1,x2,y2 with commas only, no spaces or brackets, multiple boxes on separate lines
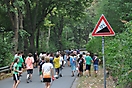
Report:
92,14,115,36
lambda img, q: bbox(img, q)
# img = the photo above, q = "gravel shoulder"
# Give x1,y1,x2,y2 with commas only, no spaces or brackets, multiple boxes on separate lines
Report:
71,66,115,88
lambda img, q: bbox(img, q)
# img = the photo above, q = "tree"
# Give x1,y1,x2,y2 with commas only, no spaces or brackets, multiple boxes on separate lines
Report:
1,0,25,53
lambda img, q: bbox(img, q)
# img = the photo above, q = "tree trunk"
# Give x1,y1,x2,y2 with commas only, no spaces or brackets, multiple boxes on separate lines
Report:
46,27,51,51
29,34,35,53
24,39,28,54
78,29,81,49
13,13,19,53
57,16,64,51
24,0,39,53
18,10,24,50
85,28,90,43
5,0,19,54
36,28,40,50
19,10,23,30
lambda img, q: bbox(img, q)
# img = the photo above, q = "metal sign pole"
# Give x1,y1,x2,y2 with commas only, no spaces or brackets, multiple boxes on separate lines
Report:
102,36,106,88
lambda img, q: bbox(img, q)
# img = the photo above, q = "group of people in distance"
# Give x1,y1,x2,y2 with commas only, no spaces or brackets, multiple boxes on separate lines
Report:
67,51,101,78
10,50,101,88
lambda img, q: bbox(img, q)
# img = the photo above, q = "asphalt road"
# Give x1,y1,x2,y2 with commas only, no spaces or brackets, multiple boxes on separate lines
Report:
0,66,76,88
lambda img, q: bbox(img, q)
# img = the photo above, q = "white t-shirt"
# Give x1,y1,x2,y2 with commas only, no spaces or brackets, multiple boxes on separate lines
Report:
60,56,63,65
39,53,47,60
42,63,53,78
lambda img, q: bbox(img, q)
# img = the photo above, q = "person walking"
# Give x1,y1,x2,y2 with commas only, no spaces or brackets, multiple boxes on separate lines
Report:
33,51,39,68
85,52,93,77
77,54,85,77
42,57,54,88
12,57,22,88
53,54,60,79
93,54,101,77
10,51,24,77
70,53,76,77
67,53,71,67
25,53,34,83
49,53,54,65
59,53,64,77
38,56,45,82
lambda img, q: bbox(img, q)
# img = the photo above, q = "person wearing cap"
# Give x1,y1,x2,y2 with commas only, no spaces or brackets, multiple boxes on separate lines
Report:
85,52,93,77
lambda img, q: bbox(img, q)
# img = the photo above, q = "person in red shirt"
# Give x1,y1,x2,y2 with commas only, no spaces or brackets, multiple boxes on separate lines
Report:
25,53,34,83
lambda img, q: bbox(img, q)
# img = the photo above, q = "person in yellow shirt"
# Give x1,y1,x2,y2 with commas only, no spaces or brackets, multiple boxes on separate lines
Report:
53,54,60,78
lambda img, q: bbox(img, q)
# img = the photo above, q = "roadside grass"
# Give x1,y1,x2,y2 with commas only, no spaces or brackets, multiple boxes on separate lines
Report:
0,69,26,80
0,73,12,80
77,66,116,88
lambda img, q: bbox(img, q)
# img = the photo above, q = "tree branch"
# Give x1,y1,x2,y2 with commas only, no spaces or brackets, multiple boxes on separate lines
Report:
4,0,15,28
36,5,56,29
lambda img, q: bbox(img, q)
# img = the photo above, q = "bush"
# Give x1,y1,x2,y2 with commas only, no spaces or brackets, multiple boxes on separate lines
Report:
0,40,13,67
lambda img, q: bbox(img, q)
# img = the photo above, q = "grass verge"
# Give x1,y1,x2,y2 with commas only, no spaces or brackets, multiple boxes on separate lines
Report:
76,66,116,88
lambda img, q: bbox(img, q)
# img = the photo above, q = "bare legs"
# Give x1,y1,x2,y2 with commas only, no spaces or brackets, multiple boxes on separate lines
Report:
86,70,91,76
45,82,51,88
67,61,70,67
12,80,20,88
27,74,32,83
40,74,43,82
95,70,98,77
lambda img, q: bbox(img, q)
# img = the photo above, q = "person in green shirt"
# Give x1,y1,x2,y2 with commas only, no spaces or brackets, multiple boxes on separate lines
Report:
85,52,93,77
12,57,22,88
10,51,25,76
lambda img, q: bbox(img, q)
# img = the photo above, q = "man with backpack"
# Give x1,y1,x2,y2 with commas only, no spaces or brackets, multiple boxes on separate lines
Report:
93,54,101,77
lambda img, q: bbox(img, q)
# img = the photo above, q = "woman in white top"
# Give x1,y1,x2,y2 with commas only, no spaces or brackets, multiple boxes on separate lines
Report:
42,57,54,88
59,54,64,77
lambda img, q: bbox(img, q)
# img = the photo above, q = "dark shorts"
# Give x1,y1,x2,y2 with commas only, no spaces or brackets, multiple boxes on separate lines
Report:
79,65,83,72
60,65,63,70
67,58,70,61
13,74,19,81
19,67,22,71
43,78,51,82
86,64,91,70
34,59,39,63
55,68,60,74
27,69,33,74
22,65,24,68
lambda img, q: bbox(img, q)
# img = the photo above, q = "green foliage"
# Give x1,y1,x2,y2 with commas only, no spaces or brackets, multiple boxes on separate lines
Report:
105,30,132,87
86,37,102,54
19,30,30,39
0,40,13,67
86,21,132,87
91,0,132,33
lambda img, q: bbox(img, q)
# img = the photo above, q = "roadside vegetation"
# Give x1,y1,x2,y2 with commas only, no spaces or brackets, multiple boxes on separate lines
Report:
77,66,115,88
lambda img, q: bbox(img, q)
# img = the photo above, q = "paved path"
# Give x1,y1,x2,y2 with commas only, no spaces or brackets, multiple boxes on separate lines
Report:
0,66,76,88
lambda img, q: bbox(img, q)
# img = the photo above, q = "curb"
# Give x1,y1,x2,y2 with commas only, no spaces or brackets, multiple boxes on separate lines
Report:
70,76,78,88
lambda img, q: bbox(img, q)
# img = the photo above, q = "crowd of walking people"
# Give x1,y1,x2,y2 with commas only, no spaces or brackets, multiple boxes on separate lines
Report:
10,50,101,88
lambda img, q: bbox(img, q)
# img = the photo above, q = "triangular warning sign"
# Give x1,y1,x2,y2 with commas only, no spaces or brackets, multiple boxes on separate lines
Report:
92,14,115,36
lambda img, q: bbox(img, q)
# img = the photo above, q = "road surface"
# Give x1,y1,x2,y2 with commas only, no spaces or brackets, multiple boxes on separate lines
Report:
0,66,76,88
